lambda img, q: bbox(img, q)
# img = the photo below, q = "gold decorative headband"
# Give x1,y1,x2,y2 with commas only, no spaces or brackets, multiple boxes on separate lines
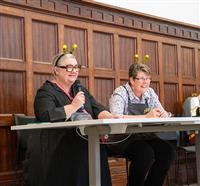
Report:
62,44,77,54
135,54,149,64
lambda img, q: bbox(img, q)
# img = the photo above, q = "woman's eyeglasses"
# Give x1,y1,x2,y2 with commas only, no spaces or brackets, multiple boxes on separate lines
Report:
57,64,81,72
135,77,151,81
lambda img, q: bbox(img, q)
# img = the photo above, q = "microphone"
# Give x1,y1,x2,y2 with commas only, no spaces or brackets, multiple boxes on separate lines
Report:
77,80,82,92
76,80,84,111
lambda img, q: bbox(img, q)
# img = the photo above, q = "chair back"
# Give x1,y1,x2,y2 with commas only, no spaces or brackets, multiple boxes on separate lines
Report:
14,114,36,150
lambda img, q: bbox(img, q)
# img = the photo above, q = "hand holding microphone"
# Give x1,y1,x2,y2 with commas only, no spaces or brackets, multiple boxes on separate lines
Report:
71,91,85,111
71,80,85,111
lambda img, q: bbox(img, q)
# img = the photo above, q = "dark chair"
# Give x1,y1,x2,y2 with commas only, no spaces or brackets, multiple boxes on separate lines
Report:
175,131,196,185
14,114,36,185
156,132,178,186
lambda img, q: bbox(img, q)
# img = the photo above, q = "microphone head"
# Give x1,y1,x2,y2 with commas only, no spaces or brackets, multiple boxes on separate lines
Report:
75,80,81,91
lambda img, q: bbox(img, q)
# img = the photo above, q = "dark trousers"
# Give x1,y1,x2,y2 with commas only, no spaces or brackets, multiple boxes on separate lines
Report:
107,136,176,186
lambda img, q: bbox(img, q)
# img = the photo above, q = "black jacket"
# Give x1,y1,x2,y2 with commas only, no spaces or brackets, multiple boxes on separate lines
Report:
25,80,111,186
34,80,107,121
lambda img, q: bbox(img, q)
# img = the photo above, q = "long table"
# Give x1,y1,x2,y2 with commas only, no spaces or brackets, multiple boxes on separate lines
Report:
11,117,200,186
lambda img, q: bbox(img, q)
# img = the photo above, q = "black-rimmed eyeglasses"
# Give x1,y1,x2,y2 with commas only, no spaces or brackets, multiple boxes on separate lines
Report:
57,64,81,72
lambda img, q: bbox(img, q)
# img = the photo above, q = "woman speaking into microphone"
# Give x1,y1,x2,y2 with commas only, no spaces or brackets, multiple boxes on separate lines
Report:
25,44,117,186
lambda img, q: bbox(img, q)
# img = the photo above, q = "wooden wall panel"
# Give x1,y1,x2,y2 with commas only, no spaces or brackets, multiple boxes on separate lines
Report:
0,14,24,60
181,46,195,79
33,73,52,98
150,81,160,96
182,85,196,101
141,39,158,75
0,127,16,172
79,77,89,90
94,78,114,107
1,0,200,41
162,43,178,77
120,79,128,86
93,32,113,69
0,71,25,114
119,36,136,70
0,114,17,184
64,26,87,67
199,49,200,62
32,20,58,63
164,83,179,114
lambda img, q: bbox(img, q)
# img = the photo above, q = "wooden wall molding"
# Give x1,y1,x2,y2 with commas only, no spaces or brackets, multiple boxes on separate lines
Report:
1,0,200,41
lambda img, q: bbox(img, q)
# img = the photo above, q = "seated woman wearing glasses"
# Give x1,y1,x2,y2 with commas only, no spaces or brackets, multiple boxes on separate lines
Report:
25,50,117,186
109,63,175,186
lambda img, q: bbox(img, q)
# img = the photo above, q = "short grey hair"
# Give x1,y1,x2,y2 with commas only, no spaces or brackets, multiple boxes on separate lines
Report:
52,53,76,66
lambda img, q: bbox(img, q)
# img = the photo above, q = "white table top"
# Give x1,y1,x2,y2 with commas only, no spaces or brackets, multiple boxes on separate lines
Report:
11,117,200,132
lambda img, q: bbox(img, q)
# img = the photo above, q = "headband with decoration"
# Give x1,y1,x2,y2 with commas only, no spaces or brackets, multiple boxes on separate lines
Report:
134,54,150,64
62,44,77,54
54,44,77,66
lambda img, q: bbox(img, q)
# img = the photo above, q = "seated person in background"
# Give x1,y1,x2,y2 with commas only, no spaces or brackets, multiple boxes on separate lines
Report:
182,93,200,117
182,93,200,145
25,46,118,186
109,63,175,186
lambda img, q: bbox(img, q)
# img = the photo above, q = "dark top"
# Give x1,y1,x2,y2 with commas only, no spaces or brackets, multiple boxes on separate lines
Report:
34,80,106,121
25,80,111,186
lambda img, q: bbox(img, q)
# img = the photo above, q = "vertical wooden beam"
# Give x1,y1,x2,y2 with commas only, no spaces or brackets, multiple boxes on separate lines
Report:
87,24,95,95
177,43,183,115
195,47,199,93
113,33,120,88
58,24,64,53
158,41,164,105
137,34,142,56
24,12,33,115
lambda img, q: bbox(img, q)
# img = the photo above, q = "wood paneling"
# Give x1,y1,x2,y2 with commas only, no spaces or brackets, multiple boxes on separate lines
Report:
32,20,58,63
0,114,18,184
141,39,158,75
79,76,89,90
94,78,114,107
164,83,179,114
33,73,52,98
93,31,113,69
120,79,129,85
162,43,178,77
64,26,87,67
181,46,195,79
2,0,199,41
0,14,24,60
0,71,25,114
182,85,196,101
150,81,160,97
119,36,136,70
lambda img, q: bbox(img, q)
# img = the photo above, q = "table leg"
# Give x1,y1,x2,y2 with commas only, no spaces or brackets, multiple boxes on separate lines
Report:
88,131,101,186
